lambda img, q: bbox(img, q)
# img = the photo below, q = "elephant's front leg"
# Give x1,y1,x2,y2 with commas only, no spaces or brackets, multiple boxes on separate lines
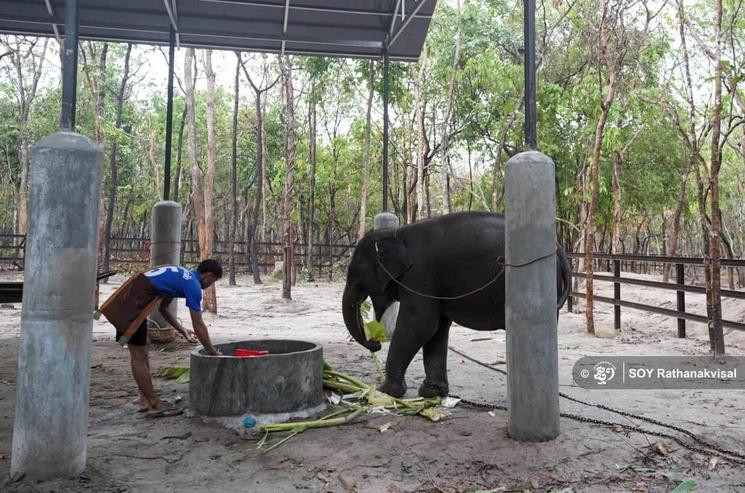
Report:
419,317,452,398
380,300,439,398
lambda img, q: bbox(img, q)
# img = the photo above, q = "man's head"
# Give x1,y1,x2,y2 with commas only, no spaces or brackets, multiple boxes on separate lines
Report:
197,259,223,289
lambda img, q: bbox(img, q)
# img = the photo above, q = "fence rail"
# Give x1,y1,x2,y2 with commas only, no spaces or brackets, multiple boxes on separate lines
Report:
567,252,745,335
5,234,744,334
0,234,356,279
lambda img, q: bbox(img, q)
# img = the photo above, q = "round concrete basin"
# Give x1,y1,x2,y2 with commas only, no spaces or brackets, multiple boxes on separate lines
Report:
189,340,324,417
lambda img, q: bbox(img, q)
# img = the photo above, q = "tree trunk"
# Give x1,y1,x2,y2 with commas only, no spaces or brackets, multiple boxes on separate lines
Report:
413,49,428,223
707,0,725,354
610,127,642,254
238,54,274,284
439,0,462,215
202,49,218,312
282,55,297,300
663,166,691,282
3,38,48,239
229,57,240,286
184,48,207,275
584,3,618,335
103,44,132,278
249,88,264,284
306,95,317,280
173,107,187,203
82,42,108,306
358,62,376,239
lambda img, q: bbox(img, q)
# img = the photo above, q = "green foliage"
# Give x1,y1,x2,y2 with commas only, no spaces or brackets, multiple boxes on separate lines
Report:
0,0,742,261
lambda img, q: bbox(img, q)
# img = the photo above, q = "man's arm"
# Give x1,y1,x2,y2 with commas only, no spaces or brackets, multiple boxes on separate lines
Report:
190,309,220,356
158,298,197,343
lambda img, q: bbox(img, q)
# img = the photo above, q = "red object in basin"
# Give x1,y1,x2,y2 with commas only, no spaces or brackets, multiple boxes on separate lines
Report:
235,348,269,358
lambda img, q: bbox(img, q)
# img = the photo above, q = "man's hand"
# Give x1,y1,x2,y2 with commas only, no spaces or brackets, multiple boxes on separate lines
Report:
190,309,220,356
180,329,198,343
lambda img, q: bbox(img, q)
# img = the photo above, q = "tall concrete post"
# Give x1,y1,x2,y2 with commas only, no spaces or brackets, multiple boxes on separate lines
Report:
11,132,103,480
149,201,182,329
373,212,399,231
505,151,560,441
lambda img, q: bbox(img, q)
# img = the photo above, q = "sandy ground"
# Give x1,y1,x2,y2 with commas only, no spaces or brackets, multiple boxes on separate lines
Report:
0,271,744,492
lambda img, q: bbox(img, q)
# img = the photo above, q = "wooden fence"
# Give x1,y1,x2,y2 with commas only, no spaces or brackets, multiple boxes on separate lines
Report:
0,234,356,279
5,234,744,333
567,252,745,336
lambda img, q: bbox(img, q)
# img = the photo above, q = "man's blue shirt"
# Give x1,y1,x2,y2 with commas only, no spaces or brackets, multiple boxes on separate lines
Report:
144,265,203,312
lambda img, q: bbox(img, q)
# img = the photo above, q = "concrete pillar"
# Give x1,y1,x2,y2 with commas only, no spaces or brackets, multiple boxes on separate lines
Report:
11,131,103,480
504,150,560,441
374,212,400,337
374,212,399,231
149,201,182,329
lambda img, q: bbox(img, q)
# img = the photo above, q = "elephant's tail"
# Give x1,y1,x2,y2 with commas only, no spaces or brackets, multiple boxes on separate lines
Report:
556,244,571,310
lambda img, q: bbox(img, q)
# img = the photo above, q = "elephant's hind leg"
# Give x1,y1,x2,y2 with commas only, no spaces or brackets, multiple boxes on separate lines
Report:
419,317,452,398
380,299,440,398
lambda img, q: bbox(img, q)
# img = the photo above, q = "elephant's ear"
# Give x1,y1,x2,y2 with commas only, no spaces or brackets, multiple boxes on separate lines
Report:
374,237,411,291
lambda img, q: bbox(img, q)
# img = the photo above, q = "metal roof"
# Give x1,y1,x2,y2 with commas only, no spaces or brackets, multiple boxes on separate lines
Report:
0,0,437,61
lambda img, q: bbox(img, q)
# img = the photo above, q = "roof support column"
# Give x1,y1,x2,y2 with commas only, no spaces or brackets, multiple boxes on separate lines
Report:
382,47,390,212
163,26,176,201
523,0,537,150
505,0,559,442
61,0,79,130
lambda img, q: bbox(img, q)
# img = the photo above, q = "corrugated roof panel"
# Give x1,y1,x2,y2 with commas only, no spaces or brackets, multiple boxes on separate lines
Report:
0,0,435,61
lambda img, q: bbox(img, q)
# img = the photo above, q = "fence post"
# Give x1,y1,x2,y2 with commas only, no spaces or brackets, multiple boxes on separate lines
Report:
613,259,621,331
677,263,686,338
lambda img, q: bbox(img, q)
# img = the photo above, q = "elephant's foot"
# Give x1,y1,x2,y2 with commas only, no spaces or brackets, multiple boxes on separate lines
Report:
418,380,449,398
379,379,407,398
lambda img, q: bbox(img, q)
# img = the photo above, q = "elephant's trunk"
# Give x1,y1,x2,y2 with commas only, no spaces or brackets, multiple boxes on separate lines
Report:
342,284,382,353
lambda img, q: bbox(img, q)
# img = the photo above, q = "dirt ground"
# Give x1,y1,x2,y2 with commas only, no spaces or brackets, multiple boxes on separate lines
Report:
1,272,744,492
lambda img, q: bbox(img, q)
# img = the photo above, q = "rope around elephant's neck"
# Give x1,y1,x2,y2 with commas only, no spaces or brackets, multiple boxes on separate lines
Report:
376,247,557,301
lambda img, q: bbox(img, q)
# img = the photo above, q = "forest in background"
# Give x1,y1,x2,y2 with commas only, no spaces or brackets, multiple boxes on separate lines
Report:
1,0,744,350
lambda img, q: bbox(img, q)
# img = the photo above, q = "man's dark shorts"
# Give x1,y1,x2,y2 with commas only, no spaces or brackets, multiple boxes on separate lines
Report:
100,273,160,347
115,320,148,346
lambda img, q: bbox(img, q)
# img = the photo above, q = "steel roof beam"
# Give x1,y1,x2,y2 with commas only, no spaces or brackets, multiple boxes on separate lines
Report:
388,0,430,49
388,0,402,38
201,0,432,18
43,0,62,43
281,0,289,55
163,0,178,31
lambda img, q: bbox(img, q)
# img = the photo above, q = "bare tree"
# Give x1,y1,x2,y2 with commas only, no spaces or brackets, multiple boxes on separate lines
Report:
202,49,218,312
678,0,726,353
0,36,48,237
229,57,240,286
413,47,429,222
438,0,462,215
358,61,377,239
239,54,281,284
281,55,297,300
184,48,208,291
102,44,133,276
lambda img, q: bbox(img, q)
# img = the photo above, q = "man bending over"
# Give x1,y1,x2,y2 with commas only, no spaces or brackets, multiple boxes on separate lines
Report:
99,259,223,417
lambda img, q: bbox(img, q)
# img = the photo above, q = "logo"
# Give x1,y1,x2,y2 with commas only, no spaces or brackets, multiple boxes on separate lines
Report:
592,361,616,385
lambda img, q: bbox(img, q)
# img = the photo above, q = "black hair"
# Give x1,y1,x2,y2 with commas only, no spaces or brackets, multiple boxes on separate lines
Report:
197,259,223,279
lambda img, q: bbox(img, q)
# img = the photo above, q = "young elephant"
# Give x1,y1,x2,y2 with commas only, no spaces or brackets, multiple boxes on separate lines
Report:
341,211,571,398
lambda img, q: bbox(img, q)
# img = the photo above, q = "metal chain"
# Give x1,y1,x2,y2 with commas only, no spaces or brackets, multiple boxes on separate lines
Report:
449,347,745,465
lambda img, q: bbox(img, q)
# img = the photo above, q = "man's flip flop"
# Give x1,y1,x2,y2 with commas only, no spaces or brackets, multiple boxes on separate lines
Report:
146,405,183,419
131,398,148,413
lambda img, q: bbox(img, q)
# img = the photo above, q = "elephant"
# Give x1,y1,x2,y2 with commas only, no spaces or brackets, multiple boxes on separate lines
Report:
341,211,571,398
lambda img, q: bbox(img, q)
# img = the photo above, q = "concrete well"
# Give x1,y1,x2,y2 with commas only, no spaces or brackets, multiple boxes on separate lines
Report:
189,340,324,417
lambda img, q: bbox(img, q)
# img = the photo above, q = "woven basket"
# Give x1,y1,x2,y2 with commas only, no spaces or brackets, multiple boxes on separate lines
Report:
147,321,177,343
